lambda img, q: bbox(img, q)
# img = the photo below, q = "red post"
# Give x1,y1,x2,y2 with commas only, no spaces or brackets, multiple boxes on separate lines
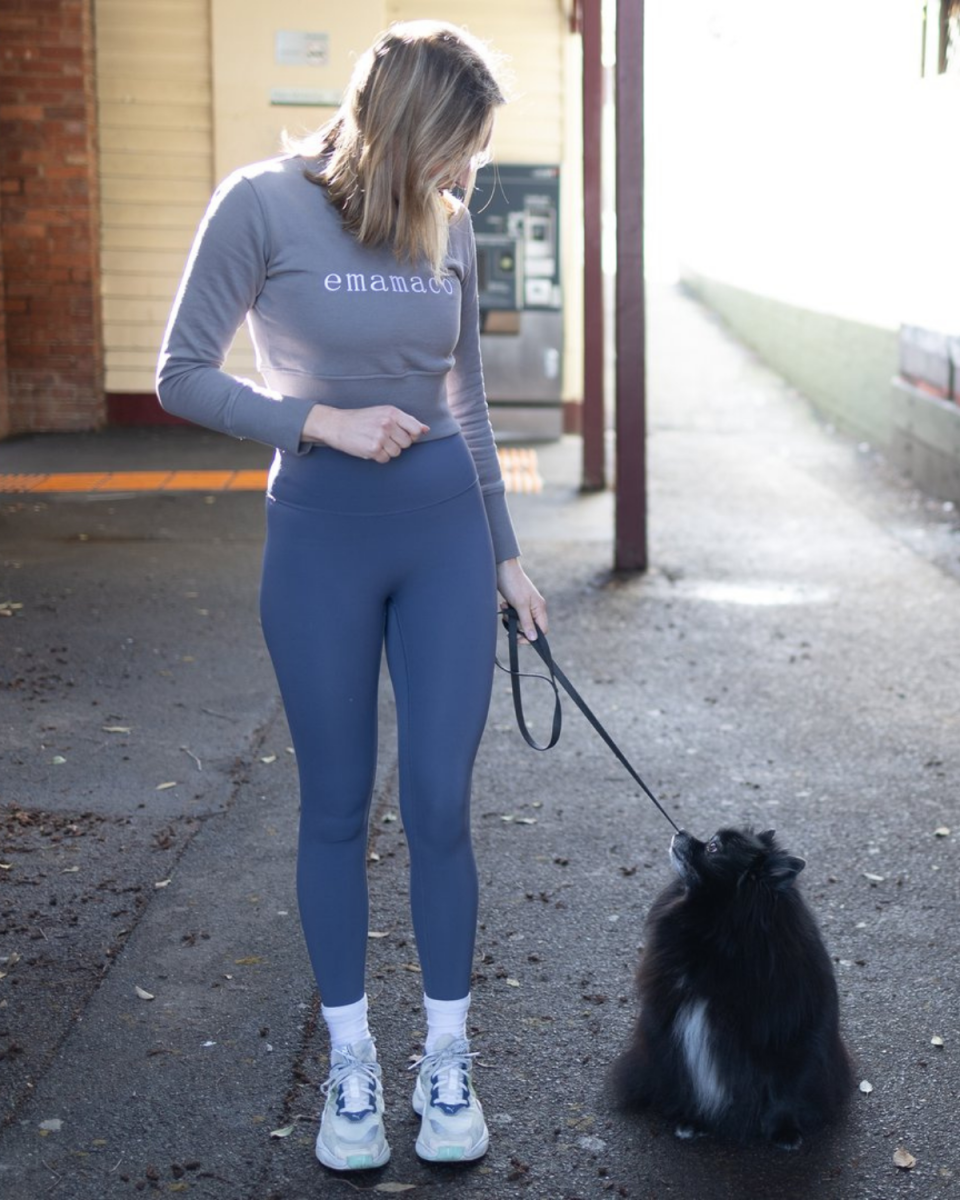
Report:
614,0,647,572
581,0,606,492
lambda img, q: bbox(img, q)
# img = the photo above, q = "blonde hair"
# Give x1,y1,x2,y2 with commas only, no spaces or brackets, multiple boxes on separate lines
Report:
294,22,505,275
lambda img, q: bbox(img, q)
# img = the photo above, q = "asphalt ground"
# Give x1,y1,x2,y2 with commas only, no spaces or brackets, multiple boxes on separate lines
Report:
0,285,958,1200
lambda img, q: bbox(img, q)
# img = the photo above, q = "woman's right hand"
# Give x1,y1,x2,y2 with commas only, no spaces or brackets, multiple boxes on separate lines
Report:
302,404,429,463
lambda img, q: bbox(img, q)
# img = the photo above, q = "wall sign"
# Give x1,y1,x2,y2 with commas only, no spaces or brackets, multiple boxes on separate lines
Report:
269,87,340,107
275,31,329,67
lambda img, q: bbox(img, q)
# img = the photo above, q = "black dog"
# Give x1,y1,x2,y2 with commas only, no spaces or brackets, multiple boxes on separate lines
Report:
612,828,852,1148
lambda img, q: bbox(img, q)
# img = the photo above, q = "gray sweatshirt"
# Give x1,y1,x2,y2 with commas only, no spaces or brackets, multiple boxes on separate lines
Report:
156,154,519,562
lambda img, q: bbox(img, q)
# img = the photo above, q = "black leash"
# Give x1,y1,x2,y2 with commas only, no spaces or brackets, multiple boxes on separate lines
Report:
497,605,682,834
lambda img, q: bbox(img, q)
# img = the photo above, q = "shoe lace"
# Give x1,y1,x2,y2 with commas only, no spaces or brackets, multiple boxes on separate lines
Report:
410,1038,478,1116
322,1050,380,1120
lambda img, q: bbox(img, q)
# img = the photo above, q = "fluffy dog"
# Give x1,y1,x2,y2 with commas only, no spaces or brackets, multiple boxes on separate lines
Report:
611,828,853,1148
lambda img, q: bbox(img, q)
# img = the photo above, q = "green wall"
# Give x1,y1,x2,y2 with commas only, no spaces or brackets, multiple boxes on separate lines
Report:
683,272,898,447
682,272,960,504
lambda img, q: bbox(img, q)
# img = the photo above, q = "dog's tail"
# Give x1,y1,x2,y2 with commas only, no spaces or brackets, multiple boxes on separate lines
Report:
608,1041,654,1111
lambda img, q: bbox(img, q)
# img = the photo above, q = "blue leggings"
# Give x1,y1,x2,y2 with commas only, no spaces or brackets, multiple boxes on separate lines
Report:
259,433,497,1006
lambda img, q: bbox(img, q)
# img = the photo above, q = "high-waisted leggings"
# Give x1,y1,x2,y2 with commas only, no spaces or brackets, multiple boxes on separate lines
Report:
259,433,497,1007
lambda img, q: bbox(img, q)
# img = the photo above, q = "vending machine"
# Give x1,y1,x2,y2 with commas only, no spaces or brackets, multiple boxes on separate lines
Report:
469,164,562,441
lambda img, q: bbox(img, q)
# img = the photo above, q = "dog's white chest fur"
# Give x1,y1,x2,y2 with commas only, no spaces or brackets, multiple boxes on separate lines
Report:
674,999,729,1118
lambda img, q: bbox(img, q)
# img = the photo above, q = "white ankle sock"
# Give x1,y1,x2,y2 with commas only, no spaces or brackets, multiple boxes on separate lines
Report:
322,994,372,1050
423,992,471,1053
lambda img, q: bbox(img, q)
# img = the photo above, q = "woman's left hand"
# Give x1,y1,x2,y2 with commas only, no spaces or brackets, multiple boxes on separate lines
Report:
496,559,547,642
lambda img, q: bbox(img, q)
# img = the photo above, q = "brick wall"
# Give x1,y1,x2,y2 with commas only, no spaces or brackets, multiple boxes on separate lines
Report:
0,0,104,436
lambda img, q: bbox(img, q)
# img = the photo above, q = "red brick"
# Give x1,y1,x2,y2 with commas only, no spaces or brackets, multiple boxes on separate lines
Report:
0,104,45,121
0,0,104,435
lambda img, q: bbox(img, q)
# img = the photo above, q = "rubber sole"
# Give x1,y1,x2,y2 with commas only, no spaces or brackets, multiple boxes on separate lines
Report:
315,1138,391,1171
412,1077,489,1163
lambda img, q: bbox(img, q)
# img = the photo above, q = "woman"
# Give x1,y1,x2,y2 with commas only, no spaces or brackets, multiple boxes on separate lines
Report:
157,20,546,1172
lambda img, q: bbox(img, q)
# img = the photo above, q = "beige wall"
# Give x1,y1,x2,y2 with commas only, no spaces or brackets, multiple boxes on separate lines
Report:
96,0,580,401
95,0,214,394
209,1,386,181
386,0,568,165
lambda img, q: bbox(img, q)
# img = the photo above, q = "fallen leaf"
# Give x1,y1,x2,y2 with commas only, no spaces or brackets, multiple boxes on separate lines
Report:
202,1040,216,1047
506,978,521,988
234,956,263,966
154,878,172,889
859,1080,874,1094
367,931,389,939
135,986,155,1001
374,1185,418,1195
0,863,13,871
934,826,950,838
862,872,885,882
382,811,397,823
102,726,131,734
156,781,178,791
52,755,67,765
39,1119,62,1132
894,1147,916,1169
61,866,80,874
931,1035,945,1048
260,754,277,764
269,1125,295,1139
5,953,20,967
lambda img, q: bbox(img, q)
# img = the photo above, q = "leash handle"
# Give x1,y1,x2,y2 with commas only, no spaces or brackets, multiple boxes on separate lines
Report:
500,606,682,833
503,605,562,751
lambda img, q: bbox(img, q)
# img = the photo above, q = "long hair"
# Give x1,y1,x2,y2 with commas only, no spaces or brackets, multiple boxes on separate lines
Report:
293,21,504,276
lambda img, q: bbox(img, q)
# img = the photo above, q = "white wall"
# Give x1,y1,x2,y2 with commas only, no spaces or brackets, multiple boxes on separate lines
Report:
645,0,960,332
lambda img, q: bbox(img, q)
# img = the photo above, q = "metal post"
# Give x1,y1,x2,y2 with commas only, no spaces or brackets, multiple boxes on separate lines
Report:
614,0,647,572
581,0,605,491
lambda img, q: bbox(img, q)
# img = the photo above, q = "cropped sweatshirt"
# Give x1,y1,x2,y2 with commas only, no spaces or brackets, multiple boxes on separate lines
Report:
156,154,519,562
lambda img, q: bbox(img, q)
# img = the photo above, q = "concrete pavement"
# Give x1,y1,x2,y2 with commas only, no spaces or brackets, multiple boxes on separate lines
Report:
0,285,958,1199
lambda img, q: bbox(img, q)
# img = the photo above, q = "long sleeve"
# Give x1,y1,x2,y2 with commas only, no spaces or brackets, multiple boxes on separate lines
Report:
446,212,521,563
156,171,316,453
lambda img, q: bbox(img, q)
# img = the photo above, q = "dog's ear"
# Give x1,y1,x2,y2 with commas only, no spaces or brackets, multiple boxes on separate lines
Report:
758,829,778,847
767,853,806,889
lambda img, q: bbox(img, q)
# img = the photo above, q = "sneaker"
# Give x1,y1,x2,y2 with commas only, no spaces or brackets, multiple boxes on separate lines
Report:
316,1038,390,1171
410,1034,489,1163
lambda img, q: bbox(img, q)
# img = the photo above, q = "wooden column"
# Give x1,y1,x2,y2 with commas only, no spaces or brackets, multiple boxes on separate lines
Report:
581,0,606,491
614,0,647,571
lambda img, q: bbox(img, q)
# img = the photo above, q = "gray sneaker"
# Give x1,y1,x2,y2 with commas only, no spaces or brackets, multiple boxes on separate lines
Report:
411,1034,489,1162
316,1038,390,1171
